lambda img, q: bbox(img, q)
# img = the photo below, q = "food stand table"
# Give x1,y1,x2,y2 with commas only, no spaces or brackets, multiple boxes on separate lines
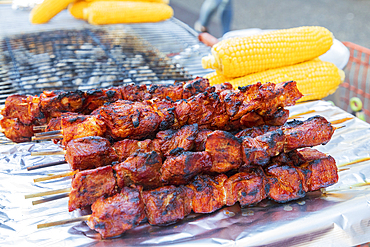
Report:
1,3,370,247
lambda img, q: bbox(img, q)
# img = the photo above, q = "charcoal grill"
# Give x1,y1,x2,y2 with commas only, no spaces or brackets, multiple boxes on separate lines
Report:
0,18,212,105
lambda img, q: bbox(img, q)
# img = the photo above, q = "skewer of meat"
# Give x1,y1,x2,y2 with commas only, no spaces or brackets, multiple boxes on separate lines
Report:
37,148,338,238
29,115,336,175
0,77,212,143
30,81,302,147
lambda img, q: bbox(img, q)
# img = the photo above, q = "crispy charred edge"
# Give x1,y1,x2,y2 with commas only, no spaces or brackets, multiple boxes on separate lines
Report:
85,148,337,238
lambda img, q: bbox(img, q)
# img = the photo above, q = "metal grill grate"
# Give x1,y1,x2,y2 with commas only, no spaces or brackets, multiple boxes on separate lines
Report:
0,19,212,105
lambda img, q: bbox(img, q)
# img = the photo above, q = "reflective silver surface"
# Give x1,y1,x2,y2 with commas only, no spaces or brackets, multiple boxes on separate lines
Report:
1,100,370,246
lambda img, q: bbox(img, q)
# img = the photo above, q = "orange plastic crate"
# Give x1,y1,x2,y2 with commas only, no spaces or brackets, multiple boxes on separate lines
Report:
338,42,370,121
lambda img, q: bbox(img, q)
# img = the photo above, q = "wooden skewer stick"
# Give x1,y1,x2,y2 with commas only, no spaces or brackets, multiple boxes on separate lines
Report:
34,171,77,183
288,110,316,119
37,215,90,229
31,150,66,156
32,133,63,141
33,125,47,131
34,130,62,137
25,188,71,199
337,157,370,168
330,117,353,125
33,193,70,205
27,160,67,171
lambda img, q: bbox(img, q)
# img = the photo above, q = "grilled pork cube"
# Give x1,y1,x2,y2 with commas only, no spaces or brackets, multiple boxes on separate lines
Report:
87,186,145,238
194,129,212,151
145,98,176,131
160,151,212,186
156,124,199,156
283,115,334,152
298,151,338,192
113,151,162,189
0,118,33,143
68,166,116,212
225,166,268,207
263,108,289,126
0,94,33,125
82,87,123,114
120,84,149,101
205,130,243,173
187,174,227,213
97,100,161,140
142,185,193,226
242,129,285,167
265,162,306,203
235,125,279,139
113,139,162,162
39,90,85,118
61,115,106,145
26,95,47,125
65,136,118,170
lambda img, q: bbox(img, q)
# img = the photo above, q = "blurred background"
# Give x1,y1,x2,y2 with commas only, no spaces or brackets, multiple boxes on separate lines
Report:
170,0,370,49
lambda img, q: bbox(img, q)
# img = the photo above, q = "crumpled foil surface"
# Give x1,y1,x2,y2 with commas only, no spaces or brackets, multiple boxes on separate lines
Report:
1,100,370,247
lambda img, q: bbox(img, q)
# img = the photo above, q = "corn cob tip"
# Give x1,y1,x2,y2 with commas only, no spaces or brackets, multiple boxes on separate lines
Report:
202,54,218,70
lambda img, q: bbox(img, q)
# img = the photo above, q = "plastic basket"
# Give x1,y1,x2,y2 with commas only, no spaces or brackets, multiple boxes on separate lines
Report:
336,41,370,121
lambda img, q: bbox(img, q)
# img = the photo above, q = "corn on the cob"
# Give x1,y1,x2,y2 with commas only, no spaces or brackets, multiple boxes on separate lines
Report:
202,26,334,78
204,59,345,102
30,0,75,24
83,1,173,25
68,1,89,19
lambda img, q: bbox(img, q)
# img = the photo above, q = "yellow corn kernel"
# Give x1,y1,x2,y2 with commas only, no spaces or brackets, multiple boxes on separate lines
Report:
204,59,345,102
68,1,89,20
30,0,75,24
84,1,173,25
202,26,334,78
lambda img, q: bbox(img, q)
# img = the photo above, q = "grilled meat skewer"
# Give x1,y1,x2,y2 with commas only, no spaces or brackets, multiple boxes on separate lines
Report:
31,81,302,145
0,77,211,143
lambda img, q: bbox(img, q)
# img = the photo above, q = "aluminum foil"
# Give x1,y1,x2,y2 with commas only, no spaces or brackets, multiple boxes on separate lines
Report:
1,100,370,247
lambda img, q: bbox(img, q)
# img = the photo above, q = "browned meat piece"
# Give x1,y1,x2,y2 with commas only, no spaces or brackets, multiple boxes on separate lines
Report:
26,95,47,125
61,115,106,145
145,98,176,131
65,136,118,170
113,139,162,162
213,82,233,92
148,77,211,101
142,185,193,226
235,125,279,139
87,186,145,238
242,129,286,167
297,147,330,161
298,151,338,191
82,87,122,114
160,151,212,186
0,118,34,143
263,108,289,126
69,166,117,212
187,174,227,213
39,90,85,118
0,95,33,125
205,130,243,173
265,163,306,203
97,100,161,140
194,129,212,151
113,151,162,189
156,124,198,156
283,115,334,152
120,84,149,101
225,166,268,207
239,111,266,128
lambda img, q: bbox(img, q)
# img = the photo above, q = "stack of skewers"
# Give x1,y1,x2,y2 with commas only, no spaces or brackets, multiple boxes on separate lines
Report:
8,77,342,238
0,26,349,239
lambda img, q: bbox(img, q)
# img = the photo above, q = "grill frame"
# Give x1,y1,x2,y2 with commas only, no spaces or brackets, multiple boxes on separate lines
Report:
0,18,212,104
